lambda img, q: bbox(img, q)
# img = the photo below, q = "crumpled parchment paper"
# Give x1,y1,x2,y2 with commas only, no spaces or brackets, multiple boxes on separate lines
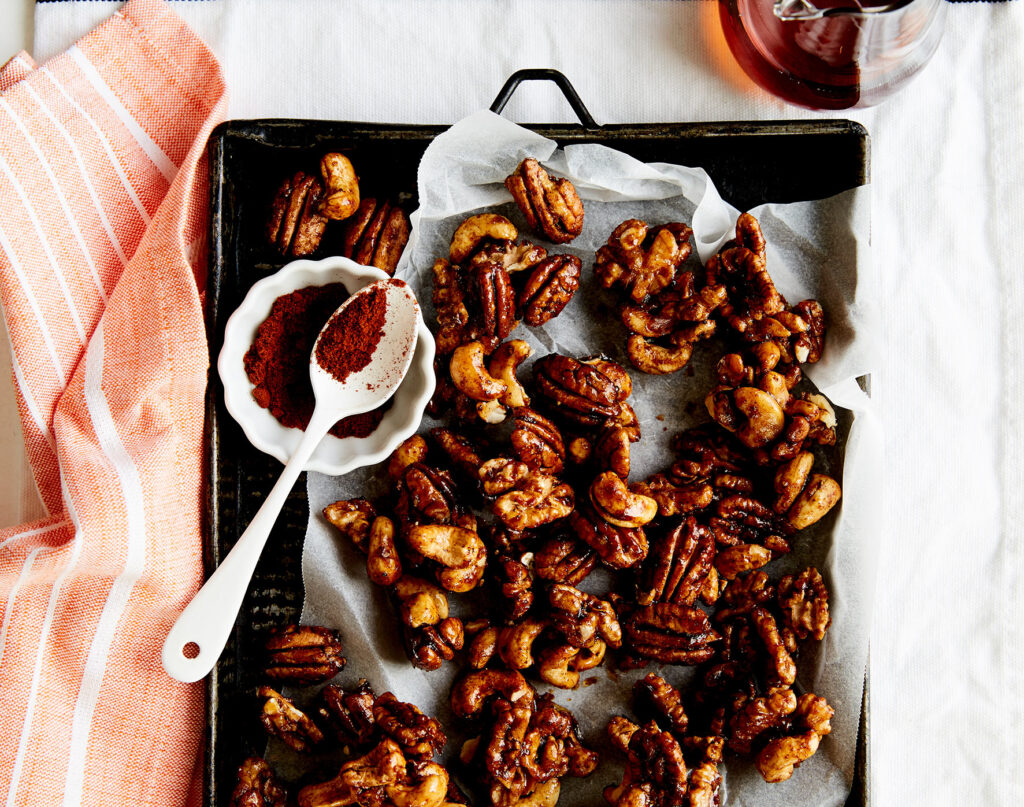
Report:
292,110,882,807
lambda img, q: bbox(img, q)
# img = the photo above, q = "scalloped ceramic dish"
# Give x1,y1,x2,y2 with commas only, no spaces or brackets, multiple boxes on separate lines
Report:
217,256,435,475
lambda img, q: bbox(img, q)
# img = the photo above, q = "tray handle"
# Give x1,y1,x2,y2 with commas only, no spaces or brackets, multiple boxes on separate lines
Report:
489,69,599,129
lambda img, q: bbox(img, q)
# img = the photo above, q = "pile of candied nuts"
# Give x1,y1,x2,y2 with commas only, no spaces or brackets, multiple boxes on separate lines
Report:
267,151,411,275
241,158,845,807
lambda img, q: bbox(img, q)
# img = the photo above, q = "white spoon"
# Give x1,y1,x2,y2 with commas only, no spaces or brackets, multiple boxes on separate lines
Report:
162,279,420,683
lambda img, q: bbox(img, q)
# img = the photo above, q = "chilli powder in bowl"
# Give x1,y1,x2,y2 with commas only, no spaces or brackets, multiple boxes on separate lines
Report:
243,282,390,438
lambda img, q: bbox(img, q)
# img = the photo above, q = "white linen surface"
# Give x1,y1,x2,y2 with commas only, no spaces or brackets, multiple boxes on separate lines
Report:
26,2,1024,806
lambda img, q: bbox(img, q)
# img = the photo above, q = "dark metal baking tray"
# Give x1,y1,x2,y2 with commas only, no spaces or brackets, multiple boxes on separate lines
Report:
204,69,870,807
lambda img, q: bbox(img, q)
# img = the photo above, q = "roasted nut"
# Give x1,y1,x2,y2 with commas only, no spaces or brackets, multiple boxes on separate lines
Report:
497,617,548,669
403,617,465,672
773,451,814,513
706,213,785,322
433,259,470,354
626,333,693,375
406,524,487,593
670,426,750,484
604,721,688,807
397,463,461,526
319,152,360,220
510,408,565,474
479,457,531,496
324,498,377,552
592,426,631,477
536,643,586,688
368,516,403,586
595,219,692,302
319,681,377,749
518,255,581,325
631,475,714,518
714,570,774,622
430,428,483,478
231,756,287,807
606,716,640,755
264,624,346,684
394,575,449,628
467,623,500,669
621,602,720,665
533,354,632,429
633,673,688,738
374,692,447,759
258,686,324,752
492,472,574,532
389,435,430,480
637,517,715,607
715,543,772,580
786,473,841,529
451,341,507,402
533,536,597,585
756,731,820,784
450,214,519,264
489,341,533,408
267,171,328,256
505,159,584,244
548,584,621,650
791,300,826,364
709,494,791,551
451,669,535,719
494,554,534,621
589,471,658,528
751,606,797,685
477,399,509,424
778,567,831,641
296,739,405,807
340,197,411,276
728,686,797,754
569,504,648,570
471,239,548,274
706,386,786,448
472,263,518,348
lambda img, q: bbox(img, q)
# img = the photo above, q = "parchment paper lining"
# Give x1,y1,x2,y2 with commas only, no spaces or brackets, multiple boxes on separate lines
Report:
286,111,880,807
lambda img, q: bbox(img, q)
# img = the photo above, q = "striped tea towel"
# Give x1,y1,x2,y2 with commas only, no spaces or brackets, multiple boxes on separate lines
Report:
0,1,225,804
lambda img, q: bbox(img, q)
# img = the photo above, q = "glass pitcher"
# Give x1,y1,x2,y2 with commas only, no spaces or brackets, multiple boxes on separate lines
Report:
718,0,947,109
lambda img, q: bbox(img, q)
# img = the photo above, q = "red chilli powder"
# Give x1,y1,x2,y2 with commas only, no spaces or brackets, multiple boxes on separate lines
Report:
314,283,388,383
243,282,388,439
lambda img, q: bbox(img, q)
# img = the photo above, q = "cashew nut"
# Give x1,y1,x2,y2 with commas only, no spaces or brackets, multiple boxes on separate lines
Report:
489,340,533,408
626,334,693,375
323,498,377,552
773,451,815,514
497,618,548,669
589,471,658,529
405,524,487,592
366,516,402,586
467,625,499,669
475,398,508,424
512,780,560,807
386,763,448,807
449,213,518,264
805,393,838,429
715,543,772,580
394,576,449,628
733,387,786,448
450,669,534,718
387,435,428,480
572,638,607,672
537,644,582,688
450,341,507,402
786,473,841,530
319,152,360,221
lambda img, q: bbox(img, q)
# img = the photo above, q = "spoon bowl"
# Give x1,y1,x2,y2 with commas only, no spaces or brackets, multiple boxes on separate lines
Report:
162,279,420,683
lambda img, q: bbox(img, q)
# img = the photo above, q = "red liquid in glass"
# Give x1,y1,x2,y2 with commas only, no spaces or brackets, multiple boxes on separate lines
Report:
719,0,889,110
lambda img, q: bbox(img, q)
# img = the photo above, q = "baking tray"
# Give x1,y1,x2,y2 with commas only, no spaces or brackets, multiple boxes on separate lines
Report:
204,69,870,807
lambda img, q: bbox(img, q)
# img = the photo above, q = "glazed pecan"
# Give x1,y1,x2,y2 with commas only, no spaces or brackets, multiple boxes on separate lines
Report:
533,354,632,430
751,606,797,685
323,498,377,552
510,408,565,474
231,757,287,807
403,617,465,672
714,570,774,622
267,171,328,256
264,624,346,685
494,554,534,621
714,543,773,580
340,197,410,276
367,516,402,586
569,504,648,570
595,219,692,303
505,158,584,244
621,602,720,666
374,692,447,759
633,673,688,738
548,583,622,649
318,681,377,749
472,262,517,350
670,426,750,484
432,259,471,354
631,475,714,518
604,721,689,807
705,212,785,324
637,518,715,608
430,427,484,478
492,472,574,532
709,494,791,551
755,692,834,783
479,457,531,496
517,254,581,325
777,567,831,641
258,686,324,752
727,686,796,755
533,536,597,585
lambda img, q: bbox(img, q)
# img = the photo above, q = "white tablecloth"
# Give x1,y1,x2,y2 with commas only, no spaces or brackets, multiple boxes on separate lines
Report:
17,1,1024,804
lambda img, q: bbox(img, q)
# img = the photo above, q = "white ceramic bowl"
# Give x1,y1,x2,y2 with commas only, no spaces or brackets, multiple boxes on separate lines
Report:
218,256,435,475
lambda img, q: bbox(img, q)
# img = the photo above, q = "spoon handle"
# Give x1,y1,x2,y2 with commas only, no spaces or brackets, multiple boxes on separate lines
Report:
161,408,335,683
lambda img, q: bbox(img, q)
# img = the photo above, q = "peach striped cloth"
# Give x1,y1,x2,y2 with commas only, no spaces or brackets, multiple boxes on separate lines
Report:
0,1,225,804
